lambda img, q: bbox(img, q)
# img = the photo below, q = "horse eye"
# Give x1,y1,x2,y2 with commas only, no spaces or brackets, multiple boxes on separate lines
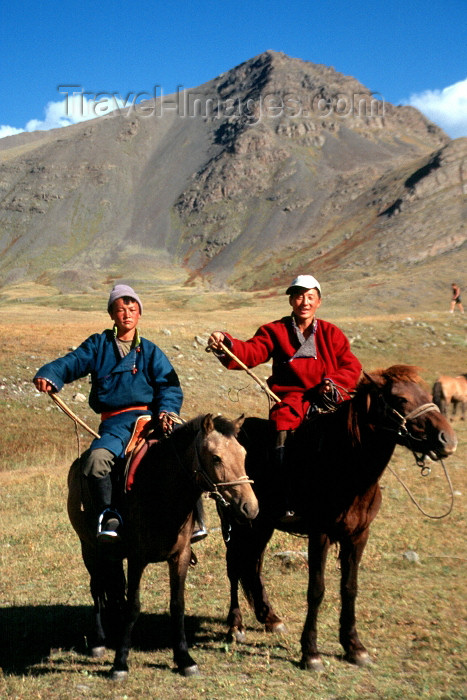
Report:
212,455,222,465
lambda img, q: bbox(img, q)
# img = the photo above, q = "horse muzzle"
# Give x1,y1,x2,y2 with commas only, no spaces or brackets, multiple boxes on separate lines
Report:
239,497,259,520
230,488,259,522
435,428,458,457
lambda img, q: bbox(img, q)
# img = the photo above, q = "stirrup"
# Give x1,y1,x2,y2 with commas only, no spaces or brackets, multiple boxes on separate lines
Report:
97,508,123,542
278,509,300,524
191,525,208,544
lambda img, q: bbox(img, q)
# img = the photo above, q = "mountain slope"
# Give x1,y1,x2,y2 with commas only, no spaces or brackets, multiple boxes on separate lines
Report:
1,50,461,295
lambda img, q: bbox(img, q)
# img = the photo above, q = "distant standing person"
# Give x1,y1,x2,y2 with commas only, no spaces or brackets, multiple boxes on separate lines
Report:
450,283,464,313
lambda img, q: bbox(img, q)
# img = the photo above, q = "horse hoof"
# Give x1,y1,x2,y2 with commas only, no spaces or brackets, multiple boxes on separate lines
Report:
270,622,287,635
345,650,372,667
180,664,200,677
354,651,372,667
301,656,325,672
229,626,246,643
111,669,128,682
91,646,106,658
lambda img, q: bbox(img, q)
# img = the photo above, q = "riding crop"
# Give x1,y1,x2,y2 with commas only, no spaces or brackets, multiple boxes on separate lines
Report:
48,391,101,439
206,341,280,403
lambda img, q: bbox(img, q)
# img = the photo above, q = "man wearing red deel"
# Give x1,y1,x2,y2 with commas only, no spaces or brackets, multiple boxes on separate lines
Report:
208,274,362,519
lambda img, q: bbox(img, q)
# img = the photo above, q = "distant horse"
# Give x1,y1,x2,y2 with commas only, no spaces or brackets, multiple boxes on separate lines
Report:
432,374,467,420
68,414,259,679
222,366,457,671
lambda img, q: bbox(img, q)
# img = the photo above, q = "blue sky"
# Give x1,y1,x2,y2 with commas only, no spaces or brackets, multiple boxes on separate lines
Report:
1,0,466,139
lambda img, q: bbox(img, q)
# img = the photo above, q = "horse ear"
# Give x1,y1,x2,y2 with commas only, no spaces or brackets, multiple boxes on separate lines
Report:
233,413,245,435
202,413,215,434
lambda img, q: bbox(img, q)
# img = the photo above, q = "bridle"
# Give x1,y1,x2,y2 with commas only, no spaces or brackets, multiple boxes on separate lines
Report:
372,392,454,518
376,395,442,466
170,427,254,508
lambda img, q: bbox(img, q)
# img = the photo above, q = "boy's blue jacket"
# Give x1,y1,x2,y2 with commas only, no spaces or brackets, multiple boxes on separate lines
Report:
34,329,183,457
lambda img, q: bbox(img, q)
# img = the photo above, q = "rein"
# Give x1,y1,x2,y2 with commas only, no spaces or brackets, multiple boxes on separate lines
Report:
387,460,454,519
375,395,455,519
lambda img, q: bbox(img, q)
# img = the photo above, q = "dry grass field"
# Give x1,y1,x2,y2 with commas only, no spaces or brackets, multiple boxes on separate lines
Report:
1,284,466,699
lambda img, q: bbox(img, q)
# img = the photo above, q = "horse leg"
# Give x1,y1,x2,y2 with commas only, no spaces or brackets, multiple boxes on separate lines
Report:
338,529,372,667
226,520,283,641
300,532,330,671
440,397,447,417
168,545,199,676
88,562,107,657
218,508,247,641
80,541,107,657
111,557,145,681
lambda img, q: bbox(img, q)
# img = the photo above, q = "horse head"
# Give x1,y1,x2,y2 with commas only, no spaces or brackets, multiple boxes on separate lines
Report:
363,365,458,460
195,414,259,521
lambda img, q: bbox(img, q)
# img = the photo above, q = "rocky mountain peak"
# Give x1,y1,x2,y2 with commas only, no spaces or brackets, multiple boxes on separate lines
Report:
0,51,460,297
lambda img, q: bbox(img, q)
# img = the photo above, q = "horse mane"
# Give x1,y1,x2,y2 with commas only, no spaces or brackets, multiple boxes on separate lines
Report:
361,364,422,385
211,414,240,437
168,414,239,440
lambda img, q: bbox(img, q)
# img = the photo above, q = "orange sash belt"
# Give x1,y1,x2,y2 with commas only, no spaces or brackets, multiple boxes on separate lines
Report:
101,405,149,422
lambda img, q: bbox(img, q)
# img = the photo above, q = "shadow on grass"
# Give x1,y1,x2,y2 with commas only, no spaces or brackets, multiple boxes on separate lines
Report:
0,604,226,675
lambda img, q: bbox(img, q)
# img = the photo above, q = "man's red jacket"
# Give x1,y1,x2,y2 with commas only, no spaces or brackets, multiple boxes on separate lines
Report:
219,315,362,430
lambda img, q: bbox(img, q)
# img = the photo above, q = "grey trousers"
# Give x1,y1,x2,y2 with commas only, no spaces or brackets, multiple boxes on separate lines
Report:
81,447,116,479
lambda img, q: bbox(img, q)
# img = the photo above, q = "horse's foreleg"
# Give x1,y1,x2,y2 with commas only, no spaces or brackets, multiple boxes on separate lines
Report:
111,558,144,681
338,530,372,666
226,520,282,641
226,540,245,642
89,566,107,657
81,542,110,657
168,546,199,676
300,532,330,671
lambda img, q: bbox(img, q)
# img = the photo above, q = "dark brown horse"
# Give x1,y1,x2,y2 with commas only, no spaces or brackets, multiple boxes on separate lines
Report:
68,414,258,679
222,366,457,671
432,374,467,420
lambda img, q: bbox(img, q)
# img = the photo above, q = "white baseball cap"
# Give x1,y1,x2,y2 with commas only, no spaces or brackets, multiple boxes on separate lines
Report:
285,275,321,295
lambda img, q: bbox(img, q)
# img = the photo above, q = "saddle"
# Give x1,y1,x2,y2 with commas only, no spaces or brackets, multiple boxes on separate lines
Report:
123,412,185,492
124,415,158,492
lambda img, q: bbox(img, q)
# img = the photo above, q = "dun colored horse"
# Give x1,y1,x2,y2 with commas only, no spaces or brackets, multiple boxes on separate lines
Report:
432,374,467,420
222,366,457,671
68,414,258,679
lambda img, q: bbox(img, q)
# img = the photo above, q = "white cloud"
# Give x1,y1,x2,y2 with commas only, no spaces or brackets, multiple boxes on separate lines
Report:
407,78,467,139
0,125,24,139
0,93,126,139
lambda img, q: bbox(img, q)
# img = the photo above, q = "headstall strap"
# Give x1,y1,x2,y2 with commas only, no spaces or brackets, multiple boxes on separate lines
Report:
380,396,440,435
192,432,253,508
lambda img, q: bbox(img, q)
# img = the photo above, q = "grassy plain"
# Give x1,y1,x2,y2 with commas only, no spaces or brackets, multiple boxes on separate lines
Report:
1,285,466,699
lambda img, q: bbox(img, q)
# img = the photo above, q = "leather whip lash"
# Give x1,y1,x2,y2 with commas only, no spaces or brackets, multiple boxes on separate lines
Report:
206,340,280,404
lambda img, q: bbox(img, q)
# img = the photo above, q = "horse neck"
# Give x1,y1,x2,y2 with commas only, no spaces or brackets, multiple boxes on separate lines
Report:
349,390,398,477
144,421,202,503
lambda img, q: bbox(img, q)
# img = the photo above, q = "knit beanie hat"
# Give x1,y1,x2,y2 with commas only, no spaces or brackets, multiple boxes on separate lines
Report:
107,284,143,315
